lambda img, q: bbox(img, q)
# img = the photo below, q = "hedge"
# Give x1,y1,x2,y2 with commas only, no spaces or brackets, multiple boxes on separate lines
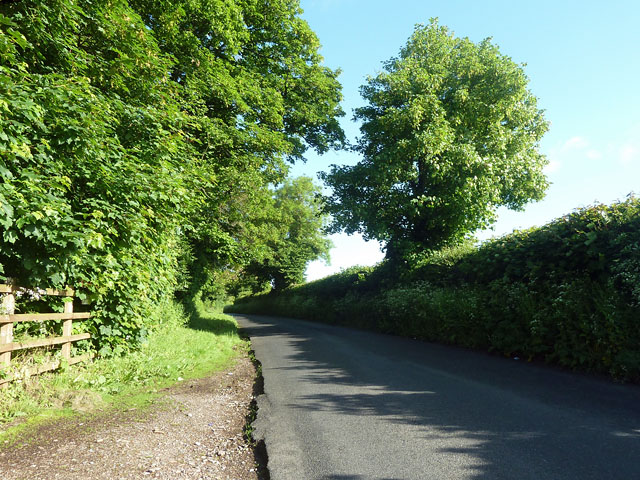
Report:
228,198,640,381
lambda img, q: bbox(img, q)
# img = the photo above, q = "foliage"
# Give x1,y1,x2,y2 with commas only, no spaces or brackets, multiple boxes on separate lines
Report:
321,19,548,257
240,176,333,292
228,198,640,381
182,176,333,308
0,1,189,351
0,0,343,351
124,0,344,313
127,0,344,264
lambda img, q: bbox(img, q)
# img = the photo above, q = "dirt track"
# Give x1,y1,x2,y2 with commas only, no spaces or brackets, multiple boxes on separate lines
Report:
0,354,264,480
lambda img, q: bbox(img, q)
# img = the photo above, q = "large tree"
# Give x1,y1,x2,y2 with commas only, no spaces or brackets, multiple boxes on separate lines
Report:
321,20,549,258
127,0,345,302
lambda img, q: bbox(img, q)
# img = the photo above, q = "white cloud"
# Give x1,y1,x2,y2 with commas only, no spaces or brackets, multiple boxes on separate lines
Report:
586,149,602,160
562,136,589,151
619,143,640,165
616,126,640,165
305,232,384,281
553,126,640,167
547,135,602,173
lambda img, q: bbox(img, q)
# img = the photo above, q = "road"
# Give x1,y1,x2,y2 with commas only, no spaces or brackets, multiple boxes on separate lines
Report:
234,314,640,480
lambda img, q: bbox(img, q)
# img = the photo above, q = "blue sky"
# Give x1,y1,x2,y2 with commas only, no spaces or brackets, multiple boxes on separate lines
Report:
291,0,640,280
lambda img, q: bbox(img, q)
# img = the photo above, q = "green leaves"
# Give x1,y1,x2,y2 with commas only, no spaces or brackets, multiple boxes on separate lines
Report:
323,19,548,257
0,0,344,349
0,0,192,348
241,176,333,292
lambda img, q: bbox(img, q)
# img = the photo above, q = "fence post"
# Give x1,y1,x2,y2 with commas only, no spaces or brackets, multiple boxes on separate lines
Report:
61,294,73,361
1,289,16,374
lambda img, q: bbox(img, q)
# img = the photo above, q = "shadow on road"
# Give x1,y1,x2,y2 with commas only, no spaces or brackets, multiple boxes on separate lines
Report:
237,314,640,480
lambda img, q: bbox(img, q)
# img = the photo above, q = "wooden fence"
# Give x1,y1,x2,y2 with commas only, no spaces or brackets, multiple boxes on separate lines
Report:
0,284,93,387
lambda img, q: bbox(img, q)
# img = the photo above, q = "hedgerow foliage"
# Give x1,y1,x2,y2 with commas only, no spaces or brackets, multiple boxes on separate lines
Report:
0,2,187,353
228,198,640,381
0,0,343,353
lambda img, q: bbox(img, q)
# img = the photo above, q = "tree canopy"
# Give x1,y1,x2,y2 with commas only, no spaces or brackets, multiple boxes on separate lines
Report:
0,0,342,350
321,20,549,257
240,176,332,292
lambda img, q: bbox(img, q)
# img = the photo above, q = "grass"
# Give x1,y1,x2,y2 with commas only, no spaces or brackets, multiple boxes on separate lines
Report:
0,299,246,443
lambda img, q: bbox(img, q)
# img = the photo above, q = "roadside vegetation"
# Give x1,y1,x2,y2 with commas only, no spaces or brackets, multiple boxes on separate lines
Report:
0,301,245,442
229,197,640,382
320,20,549,259
1,0,341,437
0,0,342,355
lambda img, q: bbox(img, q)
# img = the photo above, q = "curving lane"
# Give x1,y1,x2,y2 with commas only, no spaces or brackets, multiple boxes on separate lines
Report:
234,314,640,480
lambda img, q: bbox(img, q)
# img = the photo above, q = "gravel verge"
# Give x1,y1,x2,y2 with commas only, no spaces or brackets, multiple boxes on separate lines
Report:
0,353,266,480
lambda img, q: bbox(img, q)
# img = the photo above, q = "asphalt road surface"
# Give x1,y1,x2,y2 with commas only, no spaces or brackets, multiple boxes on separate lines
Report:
234,314,640,480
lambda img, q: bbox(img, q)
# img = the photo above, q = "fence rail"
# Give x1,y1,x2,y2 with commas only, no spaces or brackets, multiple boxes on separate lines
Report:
0,284,93,387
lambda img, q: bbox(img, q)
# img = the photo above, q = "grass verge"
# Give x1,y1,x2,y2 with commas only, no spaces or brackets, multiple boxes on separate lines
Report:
0,299,246,444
